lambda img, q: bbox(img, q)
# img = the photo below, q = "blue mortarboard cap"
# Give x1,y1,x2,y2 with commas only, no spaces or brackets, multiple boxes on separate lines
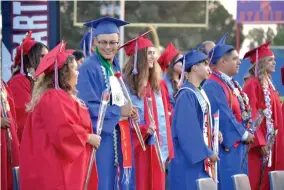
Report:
215,32,227,45
177,49,208,87
177,50,208,71
84,16,129,37
208,32,234,64
80,30,95,57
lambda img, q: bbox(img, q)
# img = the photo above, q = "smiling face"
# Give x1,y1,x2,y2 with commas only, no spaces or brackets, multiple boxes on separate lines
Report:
147,47,156,68
94,33,119,61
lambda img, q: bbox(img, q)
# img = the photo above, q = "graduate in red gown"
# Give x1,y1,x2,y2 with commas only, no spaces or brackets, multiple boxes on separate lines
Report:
8,31,48,142
1,81,20,190
121,31,174,190
243,42,284,190
157,43,183,119
19,41,100,190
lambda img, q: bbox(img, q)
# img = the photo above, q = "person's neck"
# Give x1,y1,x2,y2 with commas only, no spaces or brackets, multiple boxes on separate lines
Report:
187,74,202,88
215,67,233,77
107,58,114,64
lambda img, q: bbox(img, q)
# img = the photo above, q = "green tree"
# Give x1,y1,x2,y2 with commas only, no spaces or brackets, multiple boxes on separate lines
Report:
273,25,284,46
60,1,245,53
247,27,275,48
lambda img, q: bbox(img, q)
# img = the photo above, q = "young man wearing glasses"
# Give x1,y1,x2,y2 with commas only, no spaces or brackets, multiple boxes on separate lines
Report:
76,17,138,190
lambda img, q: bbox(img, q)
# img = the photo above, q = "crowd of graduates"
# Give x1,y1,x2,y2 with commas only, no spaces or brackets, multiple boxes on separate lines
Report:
1,16,284,190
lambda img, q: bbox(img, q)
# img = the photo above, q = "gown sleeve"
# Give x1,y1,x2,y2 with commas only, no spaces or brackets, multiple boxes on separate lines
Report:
8,76,31,141
243,78,267,148
77,60,121,135
173,90,212,165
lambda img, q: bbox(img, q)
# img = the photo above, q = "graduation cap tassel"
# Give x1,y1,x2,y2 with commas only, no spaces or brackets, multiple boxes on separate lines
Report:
209,47,215,65
20,47,24,75
255,49,259,77
54,41,65,90
89,29,93,56
54,60,60,90
83,40,86,57
178,56,185,88
132,40,138,75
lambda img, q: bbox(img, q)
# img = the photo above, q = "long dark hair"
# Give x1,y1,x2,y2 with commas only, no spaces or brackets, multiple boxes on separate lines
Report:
166,53,180,96
26,55,76,111
12,42,48,85
123,47,161,99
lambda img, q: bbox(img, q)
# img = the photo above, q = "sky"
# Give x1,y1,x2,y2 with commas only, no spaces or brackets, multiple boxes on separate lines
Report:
219,0,277,57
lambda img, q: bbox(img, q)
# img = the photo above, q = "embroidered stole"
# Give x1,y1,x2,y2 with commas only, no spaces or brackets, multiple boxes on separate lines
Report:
179,86,214,178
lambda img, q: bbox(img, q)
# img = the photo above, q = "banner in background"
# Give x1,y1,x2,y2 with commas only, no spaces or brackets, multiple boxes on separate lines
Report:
237,0,284,24
1,1,59,81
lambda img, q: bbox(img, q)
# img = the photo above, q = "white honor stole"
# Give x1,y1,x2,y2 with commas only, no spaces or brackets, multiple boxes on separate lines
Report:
179,87,214,177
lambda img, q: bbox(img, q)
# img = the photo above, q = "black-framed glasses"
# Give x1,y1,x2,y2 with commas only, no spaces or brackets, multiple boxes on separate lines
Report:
98,40,119,48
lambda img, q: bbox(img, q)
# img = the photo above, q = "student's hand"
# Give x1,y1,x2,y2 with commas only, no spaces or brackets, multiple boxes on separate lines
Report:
244,133,255,144
218,132,223,143
87,134,101,149
121,104,132,117
147,124,156,135
209,152,219,163
260,145,269,157
130,107,139,123
1,117,10,128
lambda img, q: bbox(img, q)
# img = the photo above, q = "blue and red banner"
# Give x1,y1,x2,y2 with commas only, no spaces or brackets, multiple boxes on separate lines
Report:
237,0,284,24
1,1,60,81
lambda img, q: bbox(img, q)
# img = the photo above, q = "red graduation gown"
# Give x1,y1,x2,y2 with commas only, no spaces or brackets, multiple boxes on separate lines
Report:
1,82,20,190
243,77,284,190
8,74,32,142
19,89,98,190
160,80,174,123
132,80,174,190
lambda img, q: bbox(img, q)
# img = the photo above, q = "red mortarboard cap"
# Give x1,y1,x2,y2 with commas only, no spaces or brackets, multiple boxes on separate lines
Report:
34,41,68,78
119,30,153,75
14,31,37,66
157,43,180,72
119,30,153,56
66,49,76,54
243,42,274,64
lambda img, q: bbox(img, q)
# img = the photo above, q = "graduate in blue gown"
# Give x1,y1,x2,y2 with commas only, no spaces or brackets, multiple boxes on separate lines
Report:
169,49,220,190
203,33,254,190
76,17,138,190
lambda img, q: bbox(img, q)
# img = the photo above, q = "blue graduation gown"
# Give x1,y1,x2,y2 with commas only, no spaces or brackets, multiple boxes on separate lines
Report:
169,81,212,190
76,53,136,190
203,79,247,190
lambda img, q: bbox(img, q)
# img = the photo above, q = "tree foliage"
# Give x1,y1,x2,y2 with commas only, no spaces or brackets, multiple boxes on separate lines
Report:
60,1,244,53
273,25,284,46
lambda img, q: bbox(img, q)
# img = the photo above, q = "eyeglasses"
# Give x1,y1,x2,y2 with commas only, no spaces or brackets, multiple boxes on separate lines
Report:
97,40,119,48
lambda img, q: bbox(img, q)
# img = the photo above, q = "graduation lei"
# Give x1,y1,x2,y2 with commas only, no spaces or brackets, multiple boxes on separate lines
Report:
212,70,252,127
262,78,275,137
